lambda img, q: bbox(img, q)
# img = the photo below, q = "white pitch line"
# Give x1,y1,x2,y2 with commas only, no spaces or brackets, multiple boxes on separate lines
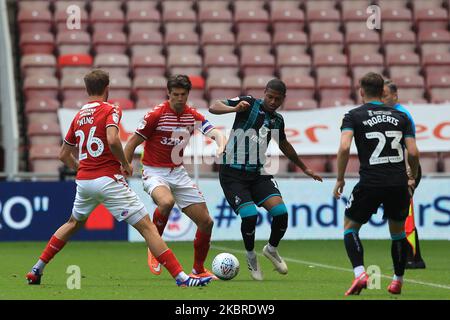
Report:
211,245,450,291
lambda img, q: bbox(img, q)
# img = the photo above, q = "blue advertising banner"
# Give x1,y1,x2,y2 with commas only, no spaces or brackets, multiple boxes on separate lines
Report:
0,182,127,241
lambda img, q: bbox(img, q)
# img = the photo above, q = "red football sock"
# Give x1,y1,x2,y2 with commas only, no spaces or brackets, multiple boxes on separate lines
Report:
153,208,168,236
156,249,183,278
193,229,211,273
39,235,66,263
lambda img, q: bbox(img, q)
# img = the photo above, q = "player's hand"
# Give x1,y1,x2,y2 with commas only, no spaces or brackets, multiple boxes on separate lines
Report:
333,180,345,199
121,162,133,177
304,168,323,182
408,178,416,197
235,101,251,113
216,144,225,158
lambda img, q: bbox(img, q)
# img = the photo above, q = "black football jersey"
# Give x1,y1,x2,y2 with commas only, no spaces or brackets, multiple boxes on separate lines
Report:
340,101,415,186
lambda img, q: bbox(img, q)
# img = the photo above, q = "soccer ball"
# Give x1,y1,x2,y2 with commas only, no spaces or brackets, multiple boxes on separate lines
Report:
211,253,240,280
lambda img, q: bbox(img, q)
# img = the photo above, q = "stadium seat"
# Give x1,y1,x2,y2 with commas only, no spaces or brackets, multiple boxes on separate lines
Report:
346,30,381,56
128,32,164,56
27,110,58,125
94,53,130,77
132,54,166,77
330,155,360,174
54,7,89,32
382,30,417,56
19,1,50,10
163,9,197,33
234,9,270,33
415,7,449,32
277,53,312,78
417,153,439,173
204,53,239,77
381,8,414,33
442,152,450,172
56,31,91,55
27,122,61,146
108,76,132,100
53,0,86,11
21,54,56,77
427,74,450,103
307,9,341,34
342,8,372,33
320,98,355,108
187,75,205,100
234,0,266,11
375,0,408,10
58,54,93,77
165,31,200,56
411,0,446,10
25,98,59,114
90,9,125,33
314,53,348,78
199,9,233,33
290,155,329,173
386,52,421,77
61,75,88,100
108,98,135,110
90,0,122,11
237,31,272,56
136,98,167,109
198,0,230,12
391,75,426,101
282,76,316,100
207,76,242,101
269,0,300,11
317,75,353,100
273,31,308,55
242,75,274,98
305,0,336,11
161,0,194,11
340,0,371,11
422,52,450,77
18,8,52,33
126,8,161,34
349,53,385,83
282,98,318,111
271,8,305,33
29,145,61,174
310,31,345,56
240,53,276,77
418,30,450,55
201,32,236,57
62,98,86,109
187,99,208,109
23,75,59,100
133,76,168,100
167,54,202,76
20,32,55,55
92,31,127,54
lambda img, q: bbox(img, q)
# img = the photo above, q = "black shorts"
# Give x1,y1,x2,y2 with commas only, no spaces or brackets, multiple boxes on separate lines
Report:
345,183,411,224
219,165,282,214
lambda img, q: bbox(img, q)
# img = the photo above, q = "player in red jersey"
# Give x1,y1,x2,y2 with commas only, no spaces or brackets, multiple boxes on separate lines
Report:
124,75,226,279
26,70,212,287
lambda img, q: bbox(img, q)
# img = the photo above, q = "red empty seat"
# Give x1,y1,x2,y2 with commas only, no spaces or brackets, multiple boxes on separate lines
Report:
27,110,59,125
24,75,59,100
20,32,55,54
386,52,421,77
21,54,56,77
161,0,194,11
242,75,274,98
418,30,450,55
234,9,270,33
187,99,208,109
381,8,413,33
136,98,167,109
342,9,371,33
306,0,336,11
349,53,385,82
18,8,52,33
25,98,59,114
346,30,381,56
126,9,161,33
391,75,426,101
56,31,91,55
132,54,166,77
133,76,168,100
167,54,202,76
54,8,89,32
207,76,242,101
308,9,341,33
108,76,132,100
90,0,122,11
187,75,206,99
314,54,348,78
198,0,230,11
126,0,159,11
19,1,50,10
129,32,163,56
310,31,344,55
271,8,305,33
412,0,445,10
204,53,239,77
91,9,125,32
320,98,355,108
237,31,272,56
163,9,197,33
277,53,312,78
269,0,300,11
58,54,92,77
29,145,61,174
53,1,86,11
422,52,450,76
282,98,318,111
317,75,352,100
93,31,127,54
240,53,275,77
427,74,450,103
282,75,316,99
375,0,408,10
94,53,130,77
27,122,61,146
62,98,86,109
165,31,199,56
201,32,235,57
61,75,87,100
415,7,449,32
273,31,308,55
199,9,233,33
234,0,266,11
382,30,417,56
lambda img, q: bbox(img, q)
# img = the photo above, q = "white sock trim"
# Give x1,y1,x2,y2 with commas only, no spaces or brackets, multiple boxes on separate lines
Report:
354,265,365,278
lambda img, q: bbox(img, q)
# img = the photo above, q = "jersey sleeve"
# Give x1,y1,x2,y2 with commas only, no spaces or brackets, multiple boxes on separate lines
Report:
135,109,159,140
105,105,122,129
191,108,214,134
340,111,355,132
223,95,254,107
403,116,415,139
64,118,77,146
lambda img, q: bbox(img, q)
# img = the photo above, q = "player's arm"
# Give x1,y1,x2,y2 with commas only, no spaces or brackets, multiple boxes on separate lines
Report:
59,142,79,171
106,126,133,176
278,139,323,181
205,128,227,157
333,130,353,199
208,99,250,114
405,137,420,193
124,133,145,164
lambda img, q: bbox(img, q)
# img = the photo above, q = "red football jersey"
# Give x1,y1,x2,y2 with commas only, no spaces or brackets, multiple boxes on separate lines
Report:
64,101,122,180
135,101,214,167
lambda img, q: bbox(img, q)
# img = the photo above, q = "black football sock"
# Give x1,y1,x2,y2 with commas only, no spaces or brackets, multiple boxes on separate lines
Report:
268,214,288,248
241,215,258,252
344,229,364,269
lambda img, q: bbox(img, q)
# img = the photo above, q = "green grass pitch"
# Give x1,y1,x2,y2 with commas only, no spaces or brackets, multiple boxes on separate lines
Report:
1,240,449,300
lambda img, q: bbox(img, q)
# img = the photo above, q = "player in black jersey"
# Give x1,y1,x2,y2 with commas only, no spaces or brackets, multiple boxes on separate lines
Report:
209,79,323,281
333,73,420,296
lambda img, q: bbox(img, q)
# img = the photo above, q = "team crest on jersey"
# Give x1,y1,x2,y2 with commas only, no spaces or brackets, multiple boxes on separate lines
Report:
112,113,119,124
235,196,241,205
163,206,194,240
138,119,147,130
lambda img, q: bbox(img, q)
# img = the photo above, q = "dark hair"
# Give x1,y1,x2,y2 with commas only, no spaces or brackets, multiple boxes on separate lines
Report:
265,78,286,96
84,69,109,96
167,74,192,92
384,79,398,94
359,72,384,98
